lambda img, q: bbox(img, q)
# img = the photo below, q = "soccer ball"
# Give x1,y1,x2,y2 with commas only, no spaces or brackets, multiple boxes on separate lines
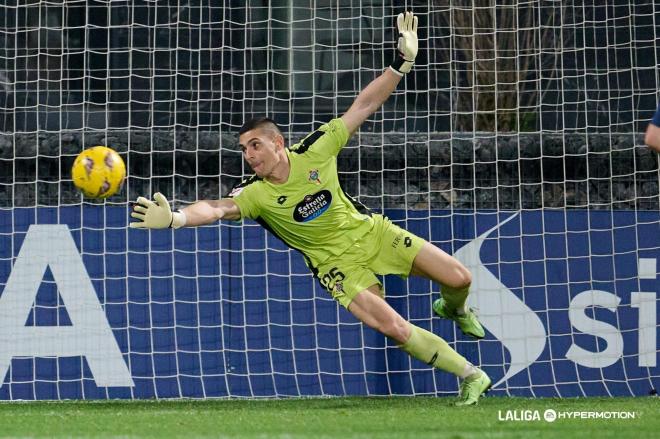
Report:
71,146,126,198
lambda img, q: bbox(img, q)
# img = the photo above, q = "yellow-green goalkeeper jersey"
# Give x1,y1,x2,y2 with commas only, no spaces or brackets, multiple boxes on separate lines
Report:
228,118,374,269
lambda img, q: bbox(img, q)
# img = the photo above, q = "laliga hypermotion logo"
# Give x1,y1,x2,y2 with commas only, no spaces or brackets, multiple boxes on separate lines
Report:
454,213,546,389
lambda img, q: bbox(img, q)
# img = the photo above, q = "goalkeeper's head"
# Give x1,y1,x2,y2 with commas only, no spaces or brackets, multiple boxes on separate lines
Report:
238,117,287,178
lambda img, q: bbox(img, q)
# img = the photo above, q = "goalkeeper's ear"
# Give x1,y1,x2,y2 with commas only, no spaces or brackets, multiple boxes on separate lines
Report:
272,132,286,151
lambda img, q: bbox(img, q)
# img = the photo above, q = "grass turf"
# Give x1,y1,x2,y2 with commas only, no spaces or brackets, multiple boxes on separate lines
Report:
0,396,657,438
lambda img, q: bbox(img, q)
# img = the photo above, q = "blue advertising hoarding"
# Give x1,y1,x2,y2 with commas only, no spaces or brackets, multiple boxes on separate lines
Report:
0,207,658,399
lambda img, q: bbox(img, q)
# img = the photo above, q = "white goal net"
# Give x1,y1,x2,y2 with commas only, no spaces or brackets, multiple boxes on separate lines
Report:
0,0,658,399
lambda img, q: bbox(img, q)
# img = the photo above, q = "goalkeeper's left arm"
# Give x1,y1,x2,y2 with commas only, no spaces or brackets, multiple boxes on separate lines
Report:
340,11,418,136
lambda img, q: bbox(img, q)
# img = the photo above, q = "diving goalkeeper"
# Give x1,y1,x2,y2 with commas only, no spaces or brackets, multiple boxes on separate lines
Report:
130,12,491,405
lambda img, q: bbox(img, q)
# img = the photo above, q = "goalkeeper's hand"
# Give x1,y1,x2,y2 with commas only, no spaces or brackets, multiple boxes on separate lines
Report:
130,192,186,229
389,11,419,76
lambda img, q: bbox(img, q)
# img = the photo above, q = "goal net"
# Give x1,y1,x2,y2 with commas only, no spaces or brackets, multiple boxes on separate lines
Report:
0,0,658,399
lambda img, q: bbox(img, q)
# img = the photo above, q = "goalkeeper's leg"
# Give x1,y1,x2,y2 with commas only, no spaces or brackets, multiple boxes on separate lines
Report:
410,243,485,339
348,287,490,405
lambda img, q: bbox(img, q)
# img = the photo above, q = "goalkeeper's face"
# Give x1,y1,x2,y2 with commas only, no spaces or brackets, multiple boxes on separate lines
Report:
239,128,286,178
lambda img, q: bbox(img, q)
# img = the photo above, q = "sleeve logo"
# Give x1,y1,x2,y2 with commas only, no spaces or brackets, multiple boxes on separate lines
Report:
228,186,244,197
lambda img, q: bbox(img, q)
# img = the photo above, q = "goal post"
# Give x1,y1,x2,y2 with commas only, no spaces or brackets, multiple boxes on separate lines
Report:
0,1,658,399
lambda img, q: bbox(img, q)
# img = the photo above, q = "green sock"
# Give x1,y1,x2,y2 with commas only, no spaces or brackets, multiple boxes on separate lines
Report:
398,324,467,376
441,284,470,315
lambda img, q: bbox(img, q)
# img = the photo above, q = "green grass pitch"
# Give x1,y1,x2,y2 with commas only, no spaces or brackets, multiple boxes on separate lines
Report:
1,396,657,438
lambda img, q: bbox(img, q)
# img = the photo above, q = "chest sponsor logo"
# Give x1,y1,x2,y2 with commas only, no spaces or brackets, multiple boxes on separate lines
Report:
293,190,332,222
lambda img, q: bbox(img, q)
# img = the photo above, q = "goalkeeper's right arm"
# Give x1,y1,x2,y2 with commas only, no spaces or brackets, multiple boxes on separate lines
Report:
340,11,418,137
130,193,241,229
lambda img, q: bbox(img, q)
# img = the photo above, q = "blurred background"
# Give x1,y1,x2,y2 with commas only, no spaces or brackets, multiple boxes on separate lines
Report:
0,0,658,209
2,0,658,132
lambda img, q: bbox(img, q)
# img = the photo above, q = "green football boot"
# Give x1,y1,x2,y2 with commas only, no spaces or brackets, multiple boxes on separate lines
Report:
432,297,485,339
455,369,492,406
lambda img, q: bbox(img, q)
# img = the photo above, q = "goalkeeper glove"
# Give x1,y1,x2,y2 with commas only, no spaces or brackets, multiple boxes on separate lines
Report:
130,192,186,229
389,11,419,76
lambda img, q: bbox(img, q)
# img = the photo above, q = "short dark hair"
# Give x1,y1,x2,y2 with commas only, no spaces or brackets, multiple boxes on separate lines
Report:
239,117,283,136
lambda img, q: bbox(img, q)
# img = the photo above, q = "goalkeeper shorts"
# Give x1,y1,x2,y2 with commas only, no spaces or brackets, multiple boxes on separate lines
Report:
315,213,426,308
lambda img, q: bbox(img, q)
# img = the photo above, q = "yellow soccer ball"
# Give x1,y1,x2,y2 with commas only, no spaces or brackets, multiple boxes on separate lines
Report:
71,146,126,198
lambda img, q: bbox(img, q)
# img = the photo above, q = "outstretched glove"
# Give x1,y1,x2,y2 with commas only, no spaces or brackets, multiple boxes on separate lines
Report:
389,11,419,76
130,192,186,229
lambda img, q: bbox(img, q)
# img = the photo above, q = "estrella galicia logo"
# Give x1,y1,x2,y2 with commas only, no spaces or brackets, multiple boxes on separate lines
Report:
293,190,332,222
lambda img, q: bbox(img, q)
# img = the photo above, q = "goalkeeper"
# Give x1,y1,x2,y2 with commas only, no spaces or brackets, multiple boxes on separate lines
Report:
645,103,660,152
130,12,490,405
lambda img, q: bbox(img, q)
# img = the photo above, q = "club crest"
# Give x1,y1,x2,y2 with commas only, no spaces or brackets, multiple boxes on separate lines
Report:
308,169,321,185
